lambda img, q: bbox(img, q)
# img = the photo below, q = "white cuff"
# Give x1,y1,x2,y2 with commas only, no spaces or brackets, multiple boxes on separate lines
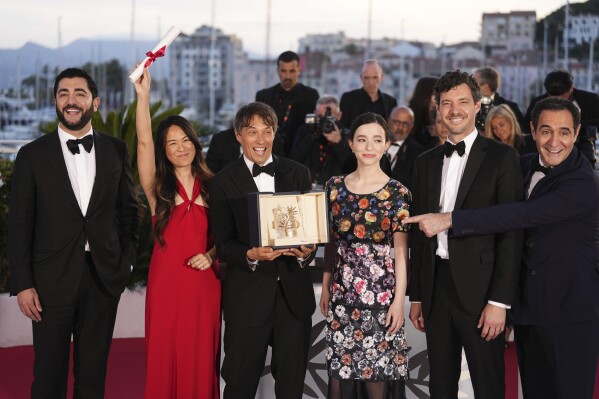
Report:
297,256,306,269
488,300,510,309
246,257,258,272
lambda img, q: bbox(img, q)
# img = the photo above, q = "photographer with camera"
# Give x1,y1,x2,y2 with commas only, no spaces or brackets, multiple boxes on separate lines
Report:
473,67,525,133
291,95,350,188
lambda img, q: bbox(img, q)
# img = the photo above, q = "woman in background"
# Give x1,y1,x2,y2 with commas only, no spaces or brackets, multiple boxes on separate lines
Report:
321,113,411,398
408,76,438,146
485,104,535,155
426,107,449,149
134,68,221,399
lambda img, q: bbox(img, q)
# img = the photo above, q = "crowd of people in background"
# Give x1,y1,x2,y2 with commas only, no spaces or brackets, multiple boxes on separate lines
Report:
7,48,599,399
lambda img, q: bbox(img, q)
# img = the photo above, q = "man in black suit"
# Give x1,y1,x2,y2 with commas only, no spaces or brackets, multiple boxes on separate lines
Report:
404,97,599,399
340,59,397,128
408,70,523,398
386,105,424,190
209,102,317,399
474,66,525,131
523,70,599,166
8,68,139,398
255,51,319,156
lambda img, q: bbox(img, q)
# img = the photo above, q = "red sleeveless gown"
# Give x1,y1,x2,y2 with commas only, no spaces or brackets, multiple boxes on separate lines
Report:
145,179,221,399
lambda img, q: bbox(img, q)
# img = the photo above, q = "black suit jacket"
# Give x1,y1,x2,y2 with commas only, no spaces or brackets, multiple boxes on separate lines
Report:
8,130,139,305
389,135,425,192
209,156,316,326
452,148,599,326
256,83,319,155
206,128,240,174
340,88,397,128
291,125,351,187
524,89,599,164
409,135,524,317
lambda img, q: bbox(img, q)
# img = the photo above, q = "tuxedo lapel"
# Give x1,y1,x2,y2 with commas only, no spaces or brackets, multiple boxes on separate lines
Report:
86,130,106,216
454,135,486,210
231,157,259,194
427,147,444,212
43,131,81,212
273,156,296,192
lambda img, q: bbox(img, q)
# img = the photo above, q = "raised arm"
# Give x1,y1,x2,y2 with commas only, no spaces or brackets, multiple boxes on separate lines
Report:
133,68,156,212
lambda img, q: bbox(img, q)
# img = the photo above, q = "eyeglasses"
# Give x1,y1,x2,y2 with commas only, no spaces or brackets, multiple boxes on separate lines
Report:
390,120,413,128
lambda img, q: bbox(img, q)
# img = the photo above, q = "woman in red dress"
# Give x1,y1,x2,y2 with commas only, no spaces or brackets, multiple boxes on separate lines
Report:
134,68,221,398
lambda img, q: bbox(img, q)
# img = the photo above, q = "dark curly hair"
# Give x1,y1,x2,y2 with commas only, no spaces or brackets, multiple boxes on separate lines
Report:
434,70,481,106
153,115,213,247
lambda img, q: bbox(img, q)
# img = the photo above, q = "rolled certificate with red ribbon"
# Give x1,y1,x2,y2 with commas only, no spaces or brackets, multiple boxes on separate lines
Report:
129,26,182,82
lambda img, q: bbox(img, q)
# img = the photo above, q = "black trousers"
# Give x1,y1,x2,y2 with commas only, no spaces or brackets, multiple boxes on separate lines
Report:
221,282,312,399
424,257,505,399
515,320,599,399
31,253,120,399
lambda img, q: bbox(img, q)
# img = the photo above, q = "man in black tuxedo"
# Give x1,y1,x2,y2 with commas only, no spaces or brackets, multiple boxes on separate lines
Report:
340,59,397,128
408,70,523,398
474,66,525,131
523,70,599,166
209,102,317,399
255,51,319,156
8,68,139,398
404,97,599,399
386,105,424,191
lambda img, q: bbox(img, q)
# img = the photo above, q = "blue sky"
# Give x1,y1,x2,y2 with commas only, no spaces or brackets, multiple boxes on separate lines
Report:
1,0,577,55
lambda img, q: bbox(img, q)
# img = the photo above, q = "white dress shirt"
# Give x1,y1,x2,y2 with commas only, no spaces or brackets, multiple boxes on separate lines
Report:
58,127,96,251
244,155,275,193
387,140,404,169
436,130,477,259
527,156,548,198
437,131,509,309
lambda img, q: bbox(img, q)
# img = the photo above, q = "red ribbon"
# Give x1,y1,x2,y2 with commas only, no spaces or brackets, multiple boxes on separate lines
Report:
144,46,166,67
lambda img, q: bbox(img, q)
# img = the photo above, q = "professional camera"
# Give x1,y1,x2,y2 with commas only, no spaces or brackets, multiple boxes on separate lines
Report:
475,95,493,132
305,106,337,134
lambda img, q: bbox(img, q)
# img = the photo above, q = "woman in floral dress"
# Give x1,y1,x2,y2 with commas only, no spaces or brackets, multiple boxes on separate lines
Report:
321,112,411,399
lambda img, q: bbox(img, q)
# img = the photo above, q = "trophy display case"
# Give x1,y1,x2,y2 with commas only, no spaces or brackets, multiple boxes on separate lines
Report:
248,191,329,248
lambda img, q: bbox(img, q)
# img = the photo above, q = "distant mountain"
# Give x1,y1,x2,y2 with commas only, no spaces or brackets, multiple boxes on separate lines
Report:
0,38,156,90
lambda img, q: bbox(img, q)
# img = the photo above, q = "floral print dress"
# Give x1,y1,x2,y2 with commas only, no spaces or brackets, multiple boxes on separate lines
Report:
324,175,411,381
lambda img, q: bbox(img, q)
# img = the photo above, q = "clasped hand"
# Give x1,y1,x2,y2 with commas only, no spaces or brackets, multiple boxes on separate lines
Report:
247,245,316,262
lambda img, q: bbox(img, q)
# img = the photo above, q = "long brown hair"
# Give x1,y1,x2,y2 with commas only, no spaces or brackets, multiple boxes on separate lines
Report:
153,115,212,246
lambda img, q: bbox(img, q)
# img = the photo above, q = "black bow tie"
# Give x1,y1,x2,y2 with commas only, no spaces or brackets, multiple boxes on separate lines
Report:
66,135,94,155
252,162,275,177
443,141,466,157
531,158,551,175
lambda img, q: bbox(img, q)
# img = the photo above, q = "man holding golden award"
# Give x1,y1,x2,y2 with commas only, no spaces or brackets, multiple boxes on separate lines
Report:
209,102,328,399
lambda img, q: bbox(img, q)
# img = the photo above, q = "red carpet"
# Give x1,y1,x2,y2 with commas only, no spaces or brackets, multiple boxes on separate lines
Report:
0,338,146,399
0,339,598,398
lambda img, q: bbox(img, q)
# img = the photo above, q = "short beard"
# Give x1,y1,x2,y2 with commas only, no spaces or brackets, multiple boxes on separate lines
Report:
56,105,94,132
